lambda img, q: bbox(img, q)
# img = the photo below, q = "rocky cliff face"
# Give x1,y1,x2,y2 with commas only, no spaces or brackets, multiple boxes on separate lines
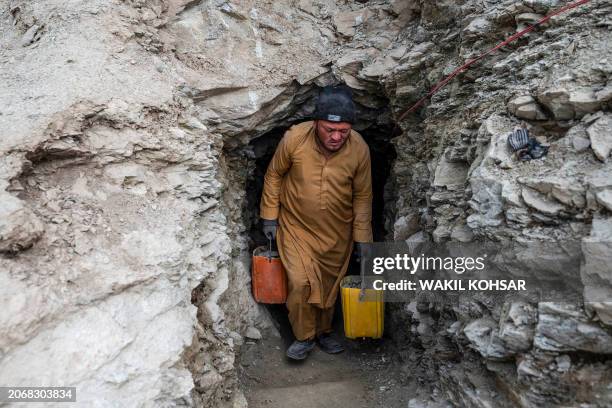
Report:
372,0,612,406
1,0,610,407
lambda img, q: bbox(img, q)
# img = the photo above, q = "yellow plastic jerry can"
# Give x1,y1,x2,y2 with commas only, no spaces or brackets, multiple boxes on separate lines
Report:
340,275,384,339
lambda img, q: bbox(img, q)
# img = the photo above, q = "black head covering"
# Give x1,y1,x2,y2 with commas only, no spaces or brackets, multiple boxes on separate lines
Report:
313,85,356,124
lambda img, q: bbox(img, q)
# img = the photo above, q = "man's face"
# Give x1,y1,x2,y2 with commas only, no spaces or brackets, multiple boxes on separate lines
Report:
315,120,352,153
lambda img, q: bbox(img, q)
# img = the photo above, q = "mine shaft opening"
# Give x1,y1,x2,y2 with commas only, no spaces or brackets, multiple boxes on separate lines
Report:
244,109,398,342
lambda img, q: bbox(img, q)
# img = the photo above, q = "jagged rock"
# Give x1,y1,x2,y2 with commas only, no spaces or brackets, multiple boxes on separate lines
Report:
245,326,262,340
433,155,468,188
523,0,563,13
586,166,612,211
486,133,514,169
587,114,612,162
499,302,536,352
569,89,601,117
229,331,244,346
514,352,583,406
333,8,372,38
582,217,612,326
408,398,452,408
361,56,398,79
430,190,460,205
534,302,612,353
463,17,492,40
573,136,591,152
464,317,513,360
521,187,565,215
398,41,435,66
477,114,516,169
389,0,420,22
508,95,547,120
582,111,606,126
388,45,407,60
596,85,612,103
595,190,612,211
439,360,503,407
501,181,523,207
450,223,473,242
467,169,504,229
0,194,44,253
296,64,329,85
488,239,582,289
394,212,420,240
505,207,531,226
565,124,591,152
537,88,574,120
538,87,603,120
515,13,544,26
518,176,586,209
433,224,452,243
334,48,377,90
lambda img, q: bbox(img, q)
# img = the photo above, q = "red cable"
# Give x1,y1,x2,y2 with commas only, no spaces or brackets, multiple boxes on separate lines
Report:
396,0,591,122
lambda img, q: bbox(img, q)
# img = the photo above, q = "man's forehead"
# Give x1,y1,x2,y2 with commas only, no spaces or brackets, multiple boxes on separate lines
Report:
318,120,352,130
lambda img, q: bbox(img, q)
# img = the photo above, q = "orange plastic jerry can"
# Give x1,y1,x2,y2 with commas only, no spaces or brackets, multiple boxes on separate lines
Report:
251,240,287,304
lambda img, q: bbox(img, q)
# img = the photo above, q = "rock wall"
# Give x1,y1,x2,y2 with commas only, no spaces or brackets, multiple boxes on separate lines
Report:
0,0,353,406
1,0,611,407
353,0,612,406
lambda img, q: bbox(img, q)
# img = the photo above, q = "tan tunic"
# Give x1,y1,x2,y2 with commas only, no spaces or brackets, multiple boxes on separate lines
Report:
260,120,373,339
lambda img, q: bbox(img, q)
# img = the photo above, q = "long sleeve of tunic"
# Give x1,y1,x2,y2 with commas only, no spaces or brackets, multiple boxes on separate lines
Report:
260,134,292,221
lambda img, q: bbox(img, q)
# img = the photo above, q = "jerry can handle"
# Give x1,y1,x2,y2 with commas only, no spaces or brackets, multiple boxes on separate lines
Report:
267,235,273,262
359,243,366,301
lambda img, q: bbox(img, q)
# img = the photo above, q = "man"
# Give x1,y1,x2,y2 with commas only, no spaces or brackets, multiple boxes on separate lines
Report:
259,86,373,360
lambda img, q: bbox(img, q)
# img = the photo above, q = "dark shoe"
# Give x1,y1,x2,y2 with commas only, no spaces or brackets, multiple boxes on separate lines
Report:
286,339,316,360
317,333,345,354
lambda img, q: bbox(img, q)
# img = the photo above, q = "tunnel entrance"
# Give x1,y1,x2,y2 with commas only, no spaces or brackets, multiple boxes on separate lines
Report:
235,112,420,408
219,94,516,407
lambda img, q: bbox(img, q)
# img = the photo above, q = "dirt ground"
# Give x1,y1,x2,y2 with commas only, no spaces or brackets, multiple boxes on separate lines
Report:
237,303,419,408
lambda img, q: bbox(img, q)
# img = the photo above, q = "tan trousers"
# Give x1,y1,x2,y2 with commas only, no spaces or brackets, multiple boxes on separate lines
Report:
277,219,351,341
284,246,339,340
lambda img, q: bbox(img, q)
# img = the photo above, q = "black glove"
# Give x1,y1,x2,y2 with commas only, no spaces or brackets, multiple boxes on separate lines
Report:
354,242,372,263
262,219,278,241
518,138,549,161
